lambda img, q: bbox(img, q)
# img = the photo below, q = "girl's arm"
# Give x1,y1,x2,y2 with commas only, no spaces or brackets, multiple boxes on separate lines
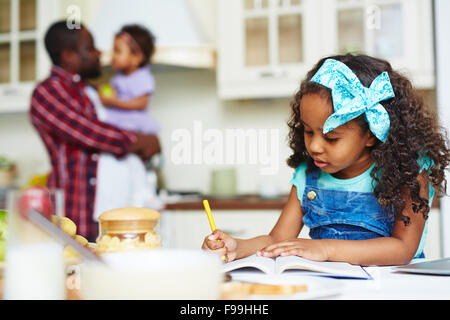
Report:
323,171,428,266
261,172,429,266
236,186,305,259
203,186,304,261
99,93,150,111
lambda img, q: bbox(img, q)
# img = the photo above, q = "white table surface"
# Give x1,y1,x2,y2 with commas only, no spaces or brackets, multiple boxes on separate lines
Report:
336,261,450,300
228,259,450,300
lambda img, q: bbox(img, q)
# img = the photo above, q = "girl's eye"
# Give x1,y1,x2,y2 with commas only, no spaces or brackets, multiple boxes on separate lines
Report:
304,130,313,136
325,136,338,143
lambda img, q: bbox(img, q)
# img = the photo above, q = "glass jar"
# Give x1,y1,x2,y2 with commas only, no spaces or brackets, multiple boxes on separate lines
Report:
4,188,66,299
96,207,161,255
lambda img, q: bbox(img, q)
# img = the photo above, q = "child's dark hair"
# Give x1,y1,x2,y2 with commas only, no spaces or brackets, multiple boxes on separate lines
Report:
118,24,155,67
287,54,450,225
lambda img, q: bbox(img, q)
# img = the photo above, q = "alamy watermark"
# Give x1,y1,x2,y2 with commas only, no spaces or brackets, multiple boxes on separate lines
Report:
66,5,82,30
366,4,382,30
170,121,280,175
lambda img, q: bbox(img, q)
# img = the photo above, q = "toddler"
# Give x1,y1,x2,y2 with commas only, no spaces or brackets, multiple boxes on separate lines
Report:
202,54,450,266
99,24,158,134
92,24,161,220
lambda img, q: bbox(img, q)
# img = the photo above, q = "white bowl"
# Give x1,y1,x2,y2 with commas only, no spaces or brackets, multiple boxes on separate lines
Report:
80,249,222,300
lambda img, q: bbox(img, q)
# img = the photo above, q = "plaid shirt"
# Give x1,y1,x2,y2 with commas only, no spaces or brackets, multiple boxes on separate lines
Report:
30,66,137,240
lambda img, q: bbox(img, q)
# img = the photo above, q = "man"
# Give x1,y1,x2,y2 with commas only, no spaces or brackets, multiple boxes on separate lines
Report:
30,21,161,241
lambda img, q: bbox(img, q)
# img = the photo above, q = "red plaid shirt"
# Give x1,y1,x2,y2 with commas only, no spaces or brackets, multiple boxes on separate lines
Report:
30,66,137,240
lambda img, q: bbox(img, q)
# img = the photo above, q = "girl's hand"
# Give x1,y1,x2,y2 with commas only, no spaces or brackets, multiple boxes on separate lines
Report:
98,89,118,108
202,229,238,262
257,238,329,262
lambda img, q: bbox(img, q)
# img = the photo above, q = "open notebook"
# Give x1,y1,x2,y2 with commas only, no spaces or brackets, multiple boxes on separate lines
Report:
223,254,370,279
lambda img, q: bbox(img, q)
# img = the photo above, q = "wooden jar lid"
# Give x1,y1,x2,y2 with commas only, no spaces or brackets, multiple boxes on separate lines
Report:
98,207,161,222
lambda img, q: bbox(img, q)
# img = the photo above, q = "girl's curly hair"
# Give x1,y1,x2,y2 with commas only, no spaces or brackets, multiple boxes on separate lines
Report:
287,54,450,225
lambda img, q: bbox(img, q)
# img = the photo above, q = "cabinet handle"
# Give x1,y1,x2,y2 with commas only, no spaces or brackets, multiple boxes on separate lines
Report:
259,70,288,78
2,87,19,96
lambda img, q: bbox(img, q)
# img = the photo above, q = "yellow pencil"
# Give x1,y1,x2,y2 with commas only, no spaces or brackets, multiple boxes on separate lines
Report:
203,199,226,261
203,199,216,231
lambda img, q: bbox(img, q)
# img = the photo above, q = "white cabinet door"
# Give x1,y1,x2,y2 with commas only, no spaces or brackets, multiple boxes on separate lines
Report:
161,210,281,249
161,211,215,249
161,209,310,250
217,0,435,100
217,0,322,100
324,0,434,88
0,0,60,113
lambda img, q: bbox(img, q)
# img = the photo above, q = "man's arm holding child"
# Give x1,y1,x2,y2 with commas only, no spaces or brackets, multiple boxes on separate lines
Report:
99,91,150,111
130,132,161,160
31,81,159,160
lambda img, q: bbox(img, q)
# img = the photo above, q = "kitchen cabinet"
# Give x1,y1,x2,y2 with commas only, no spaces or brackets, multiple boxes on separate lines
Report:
217,0,323,100
325,0,434,89
0,0,60,113
217,0,434,100
160,209,311,249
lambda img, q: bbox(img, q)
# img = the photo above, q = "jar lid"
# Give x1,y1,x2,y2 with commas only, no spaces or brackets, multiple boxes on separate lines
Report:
98,207,161,222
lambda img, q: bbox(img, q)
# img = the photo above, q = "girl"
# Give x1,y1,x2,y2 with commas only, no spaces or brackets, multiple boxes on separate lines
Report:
202,54,450,266
92,24,162,220
98,24,158,134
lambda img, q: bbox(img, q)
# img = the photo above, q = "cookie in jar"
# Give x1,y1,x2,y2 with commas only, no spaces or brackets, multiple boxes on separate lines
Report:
96,207,161,254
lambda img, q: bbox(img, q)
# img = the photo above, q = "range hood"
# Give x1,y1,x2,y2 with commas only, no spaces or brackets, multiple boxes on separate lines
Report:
89,0,216,69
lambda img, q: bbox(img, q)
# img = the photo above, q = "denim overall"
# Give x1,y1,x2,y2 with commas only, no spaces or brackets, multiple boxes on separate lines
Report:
302,169,426,257
302,169,425,258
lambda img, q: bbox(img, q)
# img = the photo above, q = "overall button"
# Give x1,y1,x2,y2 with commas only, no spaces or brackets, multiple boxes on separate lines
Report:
307,191,316,200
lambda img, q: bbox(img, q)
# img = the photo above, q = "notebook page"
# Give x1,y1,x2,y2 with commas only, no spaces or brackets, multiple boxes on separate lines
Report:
276,256,369,278
222,254,276,274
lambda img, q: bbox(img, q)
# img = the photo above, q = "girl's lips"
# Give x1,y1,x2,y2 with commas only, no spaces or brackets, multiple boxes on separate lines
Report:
314,159,329,168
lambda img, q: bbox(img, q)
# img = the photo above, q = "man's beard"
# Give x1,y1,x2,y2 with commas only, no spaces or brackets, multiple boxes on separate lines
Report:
81,66,101,79
79,54,101,79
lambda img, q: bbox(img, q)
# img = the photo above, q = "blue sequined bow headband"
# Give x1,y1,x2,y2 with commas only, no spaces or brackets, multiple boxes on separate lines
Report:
310,59,395,142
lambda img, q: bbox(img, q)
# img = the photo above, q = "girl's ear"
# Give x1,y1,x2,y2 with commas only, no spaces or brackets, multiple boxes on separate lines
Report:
365,131,377,147
130,52,144,68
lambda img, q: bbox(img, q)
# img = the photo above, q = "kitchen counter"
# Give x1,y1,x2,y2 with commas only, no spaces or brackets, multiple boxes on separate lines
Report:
163,193,440,211
163,194,289,211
